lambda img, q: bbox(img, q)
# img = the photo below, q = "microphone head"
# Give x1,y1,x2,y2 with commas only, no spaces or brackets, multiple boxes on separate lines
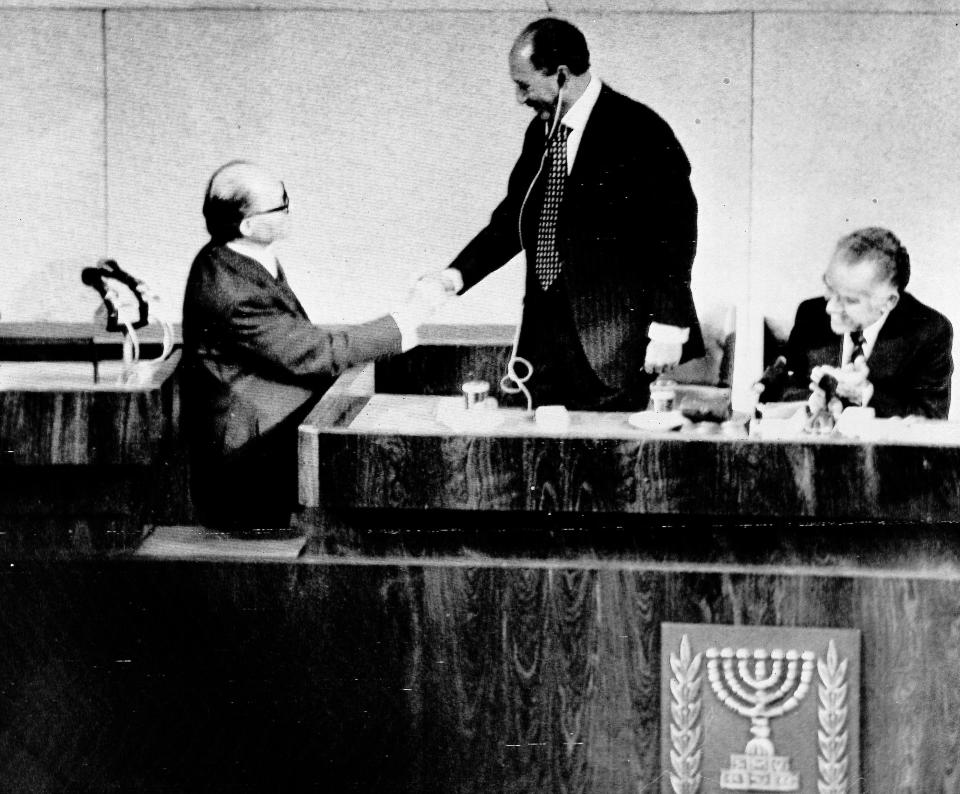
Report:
754,355,788,396
81,267,106,288
817,372,839,400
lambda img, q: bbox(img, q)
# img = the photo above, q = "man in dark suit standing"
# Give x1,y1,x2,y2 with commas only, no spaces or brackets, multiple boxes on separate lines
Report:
182,161,438,528
761,227,953,419
420,17,703,411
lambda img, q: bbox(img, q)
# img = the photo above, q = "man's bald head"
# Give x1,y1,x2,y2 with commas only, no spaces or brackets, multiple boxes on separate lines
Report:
203,160,285,244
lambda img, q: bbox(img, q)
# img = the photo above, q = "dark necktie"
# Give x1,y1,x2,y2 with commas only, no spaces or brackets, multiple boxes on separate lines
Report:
850,328,866,364
535,125,569,291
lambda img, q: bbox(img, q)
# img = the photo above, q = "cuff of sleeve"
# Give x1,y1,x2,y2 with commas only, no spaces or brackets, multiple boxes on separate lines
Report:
389,310,419,352
648,322,690,344
444,268,464,295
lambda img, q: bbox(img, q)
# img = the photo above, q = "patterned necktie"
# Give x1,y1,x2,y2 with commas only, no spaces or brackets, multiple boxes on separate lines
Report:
850,328,866,364
535,125,569,290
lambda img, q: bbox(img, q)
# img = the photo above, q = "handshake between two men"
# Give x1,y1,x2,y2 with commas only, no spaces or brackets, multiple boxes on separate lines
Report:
409,269,687,378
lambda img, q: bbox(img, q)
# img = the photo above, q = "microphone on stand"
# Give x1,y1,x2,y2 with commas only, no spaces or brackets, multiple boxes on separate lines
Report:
80,266,109,298
804,371,841,433
816,371,839,403
752,356,789,420
753,355,789,398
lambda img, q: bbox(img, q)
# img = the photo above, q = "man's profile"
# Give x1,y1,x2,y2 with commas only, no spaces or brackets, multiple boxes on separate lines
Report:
181,161,435,528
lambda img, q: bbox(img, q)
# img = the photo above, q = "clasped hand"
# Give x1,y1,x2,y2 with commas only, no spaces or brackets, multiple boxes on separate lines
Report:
403,270,459,322
809,358,872,410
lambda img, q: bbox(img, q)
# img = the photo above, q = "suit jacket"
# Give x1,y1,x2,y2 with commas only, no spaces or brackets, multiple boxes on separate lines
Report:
181,242,402,526
449,84,704,392
769,292,953,419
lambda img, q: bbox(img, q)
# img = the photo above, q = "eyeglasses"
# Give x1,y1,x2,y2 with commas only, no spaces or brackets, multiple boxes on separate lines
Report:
245,185,289,218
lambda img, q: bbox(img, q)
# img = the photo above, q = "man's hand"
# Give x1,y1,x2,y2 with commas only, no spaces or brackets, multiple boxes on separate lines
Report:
390,272,458,351
416,269,461,298
644,339,683,375
395,276,451,336
810,358,873,407
408,275,451,315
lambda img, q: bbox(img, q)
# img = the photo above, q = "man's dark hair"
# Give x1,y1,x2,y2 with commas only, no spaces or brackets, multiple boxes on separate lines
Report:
202,160,257,244
519,17,590,76
834,226,911,292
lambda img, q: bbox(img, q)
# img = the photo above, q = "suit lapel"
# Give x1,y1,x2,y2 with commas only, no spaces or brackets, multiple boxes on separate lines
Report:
809,306,843,368
274,263,309,319
223,247,309,320
866,301,909,379
566,85,611,189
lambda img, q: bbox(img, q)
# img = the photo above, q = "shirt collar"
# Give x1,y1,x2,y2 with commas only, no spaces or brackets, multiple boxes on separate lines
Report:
226,239,279,279
859,306,891,347
843,306,891,363
556,74,602,134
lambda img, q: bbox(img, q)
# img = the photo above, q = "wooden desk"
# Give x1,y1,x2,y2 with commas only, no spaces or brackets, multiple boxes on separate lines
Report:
287,365,960,793
0,352,182,552
299,390,960,541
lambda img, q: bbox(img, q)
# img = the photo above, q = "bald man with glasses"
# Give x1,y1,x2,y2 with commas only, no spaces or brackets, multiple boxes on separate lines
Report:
182,160,441,529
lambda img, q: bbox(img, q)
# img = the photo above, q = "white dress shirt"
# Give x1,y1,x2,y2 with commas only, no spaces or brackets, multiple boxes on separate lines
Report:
554,73,602,174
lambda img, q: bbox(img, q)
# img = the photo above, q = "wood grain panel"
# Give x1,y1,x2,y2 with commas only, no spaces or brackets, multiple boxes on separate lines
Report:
856,577,929,793
304,422,960,525
0,353,184,548
375,342,514,399
406,563,960,793
0,556,959,791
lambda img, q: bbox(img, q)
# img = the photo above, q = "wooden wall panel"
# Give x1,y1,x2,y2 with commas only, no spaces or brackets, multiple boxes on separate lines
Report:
0,556,956,791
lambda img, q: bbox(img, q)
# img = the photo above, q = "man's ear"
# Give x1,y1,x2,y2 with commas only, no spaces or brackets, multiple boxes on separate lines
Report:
886,290,900,312
238,217,253,238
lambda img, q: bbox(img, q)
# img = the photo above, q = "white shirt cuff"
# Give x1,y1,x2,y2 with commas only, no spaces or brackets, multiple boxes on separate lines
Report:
389,310,419,352
648,322,690,344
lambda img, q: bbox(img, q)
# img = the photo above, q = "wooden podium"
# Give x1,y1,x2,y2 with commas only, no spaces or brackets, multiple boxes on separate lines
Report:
0,323,182,552
288,328,960,792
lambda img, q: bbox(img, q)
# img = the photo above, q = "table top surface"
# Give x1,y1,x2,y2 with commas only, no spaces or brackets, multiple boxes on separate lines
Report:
302,392,960,448
0,351,181,393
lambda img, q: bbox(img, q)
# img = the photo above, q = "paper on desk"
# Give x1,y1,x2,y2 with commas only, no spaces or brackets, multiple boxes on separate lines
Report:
436,397,505,432
350,395,445,433
350,395,506,434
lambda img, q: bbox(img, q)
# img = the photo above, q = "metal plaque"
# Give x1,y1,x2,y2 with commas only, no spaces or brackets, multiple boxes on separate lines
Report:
661,623,861,794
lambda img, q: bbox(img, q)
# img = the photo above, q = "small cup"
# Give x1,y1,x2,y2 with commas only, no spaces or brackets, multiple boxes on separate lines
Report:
462,379,490,410
649,379,677,413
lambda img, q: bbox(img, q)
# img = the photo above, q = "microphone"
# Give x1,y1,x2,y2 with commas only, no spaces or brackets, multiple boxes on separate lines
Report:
81,267,109,297
753,355,788,397
803,370,841,433
81,261,150,331
816,372,839,403
99,258,144,295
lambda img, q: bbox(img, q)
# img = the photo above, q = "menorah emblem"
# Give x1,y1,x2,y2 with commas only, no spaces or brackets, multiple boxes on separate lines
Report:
706,646,816,791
